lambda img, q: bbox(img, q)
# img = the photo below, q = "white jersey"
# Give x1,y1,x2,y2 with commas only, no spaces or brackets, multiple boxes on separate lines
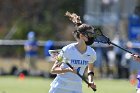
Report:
50,43,96,92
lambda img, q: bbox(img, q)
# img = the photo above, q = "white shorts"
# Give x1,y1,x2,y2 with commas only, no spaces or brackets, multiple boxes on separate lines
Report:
49,87,82,93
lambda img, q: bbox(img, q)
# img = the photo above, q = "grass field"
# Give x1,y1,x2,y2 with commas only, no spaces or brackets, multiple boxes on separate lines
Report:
0,76,137,93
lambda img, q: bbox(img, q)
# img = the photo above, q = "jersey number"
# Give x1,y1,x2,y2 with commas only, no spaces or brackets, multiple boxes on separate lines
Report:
77,67,81,73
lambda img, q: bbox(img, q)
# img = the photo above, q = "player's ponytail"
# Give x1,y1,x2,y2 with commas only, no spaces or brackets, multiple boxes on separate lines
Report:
65,11,83,39
65,11,93,39
65,11,82,27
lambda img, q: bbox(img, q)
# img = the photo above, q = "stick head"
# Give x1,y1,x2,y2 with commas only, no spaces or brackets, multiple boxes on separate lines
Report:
92,27,111,44
48,49,63,62
48,50,60,56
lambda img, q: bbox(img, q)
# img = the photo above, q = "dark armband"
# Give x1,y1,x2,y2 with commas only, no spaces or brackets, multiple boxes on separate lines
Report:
88,72,94,76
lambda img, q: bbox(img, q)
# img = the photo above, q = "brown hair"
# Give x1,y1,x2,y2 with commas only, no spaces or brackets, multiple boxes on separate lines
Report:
65,11,93,38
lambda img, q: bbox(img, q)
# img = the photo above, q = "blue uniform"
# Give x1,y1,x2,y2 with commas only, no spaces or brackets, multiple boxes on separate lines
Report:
24,40,38,57
137,71,140,89
24,40,38,71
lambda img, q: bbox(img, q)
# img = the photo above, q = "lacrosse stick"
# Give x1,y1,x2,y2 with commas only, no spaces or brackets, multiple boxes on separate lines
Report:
92,27,138,55
65,11,138,57
48,49,97,92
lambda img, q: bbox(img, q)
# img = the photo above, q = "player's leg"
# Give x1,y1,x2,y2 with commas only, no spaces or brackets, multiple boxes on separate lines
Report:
30,56,38,73
25,55,31,71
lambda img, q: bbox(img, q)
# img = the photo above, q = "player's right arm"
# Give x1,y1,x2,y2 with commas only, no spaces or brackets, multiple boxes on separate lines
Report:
50,46,77,74
50,61,76,74
50,50,76,74
24,42,32,51
24,45,31,51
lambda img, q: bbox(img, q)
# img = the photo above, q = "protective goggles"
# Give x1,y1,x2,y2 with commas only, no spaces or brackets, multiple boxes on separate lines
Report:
80,29,96,38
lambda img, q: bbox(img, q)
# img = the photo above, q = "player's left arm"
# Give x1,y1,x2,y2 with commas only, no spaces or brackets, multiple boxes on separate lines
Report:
88,63,94,83
87,63,96,88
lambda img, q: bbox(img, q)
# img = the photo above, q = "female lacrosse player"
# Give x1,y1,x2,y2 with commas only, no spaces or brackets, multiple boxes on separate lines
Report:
49,12,96,93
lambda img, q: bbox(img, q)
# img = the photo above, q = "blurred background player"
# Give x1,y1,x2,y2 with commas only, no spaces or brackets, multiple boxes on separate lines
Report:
24,31,39,75
131,54,140,93
49,12,96,93
126,37,140,86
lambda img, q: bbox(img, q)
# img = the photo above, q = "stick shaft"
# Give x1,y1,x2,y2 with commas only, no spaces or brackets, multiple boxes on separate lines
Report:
110,42,133,54
110,42,140,58
66,63,96,91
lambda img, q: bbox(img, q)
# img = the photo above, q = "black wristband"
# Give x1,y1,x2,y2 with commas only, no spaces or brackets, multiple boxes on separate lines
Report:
88,72,94,76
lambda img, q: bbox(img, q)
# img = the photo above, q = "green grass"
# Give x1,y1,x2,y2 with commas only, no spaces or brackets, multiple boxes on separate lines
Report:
0,76,136,93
